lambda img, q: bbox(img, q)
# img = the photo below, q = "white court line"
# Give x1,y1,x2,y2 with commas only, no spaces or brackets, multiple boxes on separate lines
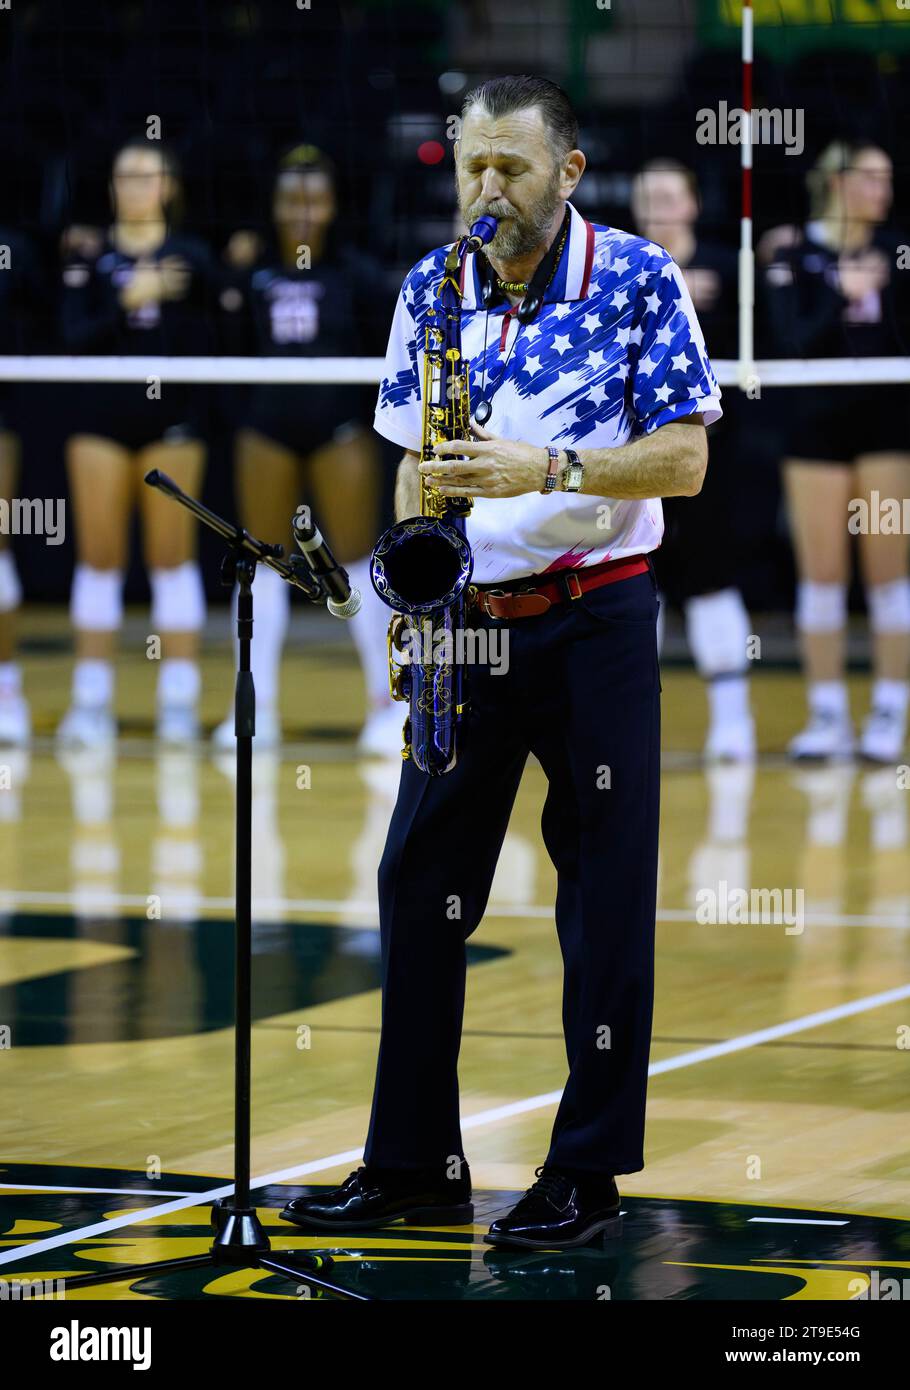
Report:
2,889,909,930
1,980,907,1273
0,1184,192,1197
748,1218,848,1226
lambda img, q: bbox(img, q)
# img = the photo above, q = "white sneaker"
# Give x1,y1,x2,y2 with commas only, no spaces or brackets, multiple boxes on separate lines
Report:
0,691,31,745
156,704,201,745
859,705,908,764
787,710,855,762
211,706,282,749
357,703,408,759
704,716,756,763
56,704,117,748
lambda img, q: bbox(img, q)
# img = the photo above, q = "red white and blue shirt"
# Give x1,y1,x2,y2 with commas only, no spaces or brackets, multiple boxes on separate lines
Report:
374,201,722,583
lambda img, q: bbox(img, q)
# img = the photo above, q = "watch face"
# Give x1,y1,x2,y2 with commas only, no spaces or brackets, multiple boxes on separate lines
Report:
565,463,584,491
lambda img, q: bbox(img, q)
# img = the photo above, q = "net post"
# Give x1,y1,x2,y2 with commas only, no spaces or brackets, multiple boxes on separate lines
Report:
738,0,759,397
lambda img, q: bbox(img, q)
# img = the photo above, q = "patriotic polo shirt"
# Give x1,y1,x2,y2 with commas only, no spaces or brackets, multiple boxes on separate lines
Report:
374,201,722,584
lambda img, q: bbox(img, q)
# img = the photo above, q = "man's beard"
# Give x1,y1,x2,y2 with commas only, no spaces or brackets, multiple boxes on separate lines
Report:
459,167,562,261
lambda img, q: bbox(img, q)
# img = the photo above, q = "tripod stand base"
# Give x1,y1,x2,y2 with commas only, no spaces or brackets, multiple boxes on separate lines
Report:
210,1197,271,1260
55,1198,372,1299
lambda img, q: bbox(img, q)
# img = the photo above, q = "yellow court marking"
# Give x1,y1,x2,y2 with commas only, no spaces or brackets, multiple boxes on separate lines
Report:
664,1262,868,1300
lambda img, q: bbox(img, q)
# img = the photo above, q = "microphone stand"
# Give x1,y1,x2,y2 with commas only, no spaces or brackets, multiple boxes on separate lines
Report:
60,470,371,1302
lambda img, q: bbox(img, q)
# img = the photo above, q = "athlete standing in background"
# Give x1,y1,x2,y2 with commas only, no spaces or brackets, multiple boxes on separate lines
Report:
57,138,218,746
764,141,910,762
213,145,397,752
0,226,47,745
632,160,755,761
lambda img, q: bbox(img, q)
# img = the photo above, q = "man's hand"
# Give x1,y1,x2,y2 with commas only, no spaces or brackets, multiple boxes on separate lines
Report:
423,423,548,498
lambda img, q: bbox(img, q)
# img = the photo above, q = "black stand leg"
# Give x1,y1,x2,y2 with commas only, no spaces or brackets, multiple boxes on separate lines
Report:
56,543,371,1303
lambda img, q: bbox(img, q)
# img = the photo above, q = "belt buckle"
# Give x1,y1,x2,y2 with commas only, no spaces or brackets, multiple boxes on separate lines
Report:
563,572,583,602
477,586,507,619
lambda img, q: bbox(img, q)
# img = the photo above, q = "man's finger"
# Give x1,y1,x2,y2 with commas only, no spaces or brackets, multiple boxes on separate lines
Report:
419,461,486,479
432,438,489,457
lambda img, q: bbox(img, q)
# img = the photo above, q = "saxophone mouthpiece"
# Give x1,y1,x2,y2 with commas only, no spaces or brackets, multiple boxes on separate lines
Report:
465,216,498,252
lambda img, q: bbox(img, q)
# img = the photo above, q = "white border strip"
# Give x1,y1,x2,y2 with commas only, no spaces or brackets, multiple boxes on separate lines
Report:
1,982,907,1272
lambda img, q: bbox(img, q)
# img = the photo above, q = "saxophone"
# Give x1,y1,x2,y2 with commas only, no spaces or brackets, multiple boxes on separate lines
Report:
370,216,498,776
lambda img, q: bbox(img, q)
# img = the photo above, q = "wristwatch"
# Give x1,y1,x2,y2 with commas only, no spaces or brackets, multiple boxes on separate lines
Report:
561,448,584,492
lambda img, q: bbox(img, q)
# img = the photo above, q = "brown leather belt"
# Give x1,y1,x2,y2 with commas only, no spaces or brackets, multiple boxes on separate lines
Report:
467,554,650,620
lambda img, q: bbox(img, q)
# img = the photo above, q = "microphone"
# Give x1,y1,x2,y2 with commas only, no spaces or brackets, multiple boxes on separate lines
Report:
292,507,362,619
464,215,498,252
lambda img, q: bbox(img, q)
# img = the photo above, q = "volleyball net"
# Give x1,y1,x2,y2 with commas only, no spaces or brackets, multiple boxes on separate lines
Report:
0,355,909,388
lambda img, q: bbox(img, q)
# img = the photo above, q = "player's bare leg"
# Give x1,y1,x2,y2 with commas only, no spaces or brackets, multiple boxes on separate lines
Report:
57,435,133,746
0,432,29,744
306,426,399,755
784,459,855,759
212,427,300,748
855,451,910,761
138,439,207,743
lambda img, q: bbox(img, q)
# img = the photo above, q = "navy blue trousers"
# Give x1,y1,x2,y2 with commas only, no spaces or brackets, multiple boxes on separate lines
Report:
364,563,661,1177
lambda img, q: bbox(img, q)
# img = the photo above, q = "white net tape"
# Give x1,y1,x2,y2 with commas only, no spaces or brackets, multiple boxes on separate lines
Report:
0,356,908,387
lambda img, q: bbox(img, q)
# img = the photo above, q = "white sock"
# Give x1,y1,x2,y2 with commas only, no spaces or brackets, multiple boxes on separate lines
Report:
73,658,114,708
0,662,21,697
808,680,849,720
231,563,289,711
685,588,751,678
870,678,909,715
157,658,201,708
347,556,396,713
707,674,750,727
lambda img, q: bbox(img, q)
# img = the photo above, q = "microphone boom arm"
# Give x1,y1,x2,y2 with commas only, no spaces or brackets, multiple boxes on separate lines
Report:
144,468,327,603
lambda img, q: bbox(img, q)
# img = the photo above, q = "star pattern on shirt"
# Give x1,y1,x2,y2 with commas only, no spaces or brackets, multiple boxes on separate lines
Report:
376,222,721,445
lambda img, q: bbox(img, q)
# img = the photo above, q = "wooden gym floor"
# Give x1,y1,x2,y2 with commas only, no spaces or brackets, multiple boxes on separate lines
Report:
1,604,909,1299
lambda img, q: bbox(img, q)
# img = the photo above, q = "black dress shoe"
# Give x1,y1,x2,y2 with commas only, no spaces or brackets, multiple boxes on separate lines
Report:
484,1165,622,1249
280,1164,473,1231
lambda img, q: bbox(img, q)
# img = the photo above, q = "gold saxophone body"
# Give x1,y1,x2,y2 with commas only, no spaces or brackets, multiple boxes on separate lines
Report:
370,216,498,775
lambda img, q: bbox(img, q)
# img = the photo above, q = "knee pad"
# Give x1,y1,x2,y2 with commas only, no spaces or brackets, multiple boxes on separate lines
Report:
684,587,751,677
150,561,206,633
795,581,846,634
866,578,910,634
0,550,23,613
70,564,124,631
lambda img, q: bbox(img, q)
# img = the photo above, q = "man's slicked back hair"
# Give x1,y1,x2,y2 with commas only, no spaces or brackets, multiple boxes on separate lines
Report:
461,75,578,161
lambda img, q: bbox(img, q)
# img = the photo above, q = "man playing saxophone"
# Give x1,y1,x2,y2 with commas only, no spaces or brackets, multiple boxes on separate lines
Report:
282,74,721,1249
